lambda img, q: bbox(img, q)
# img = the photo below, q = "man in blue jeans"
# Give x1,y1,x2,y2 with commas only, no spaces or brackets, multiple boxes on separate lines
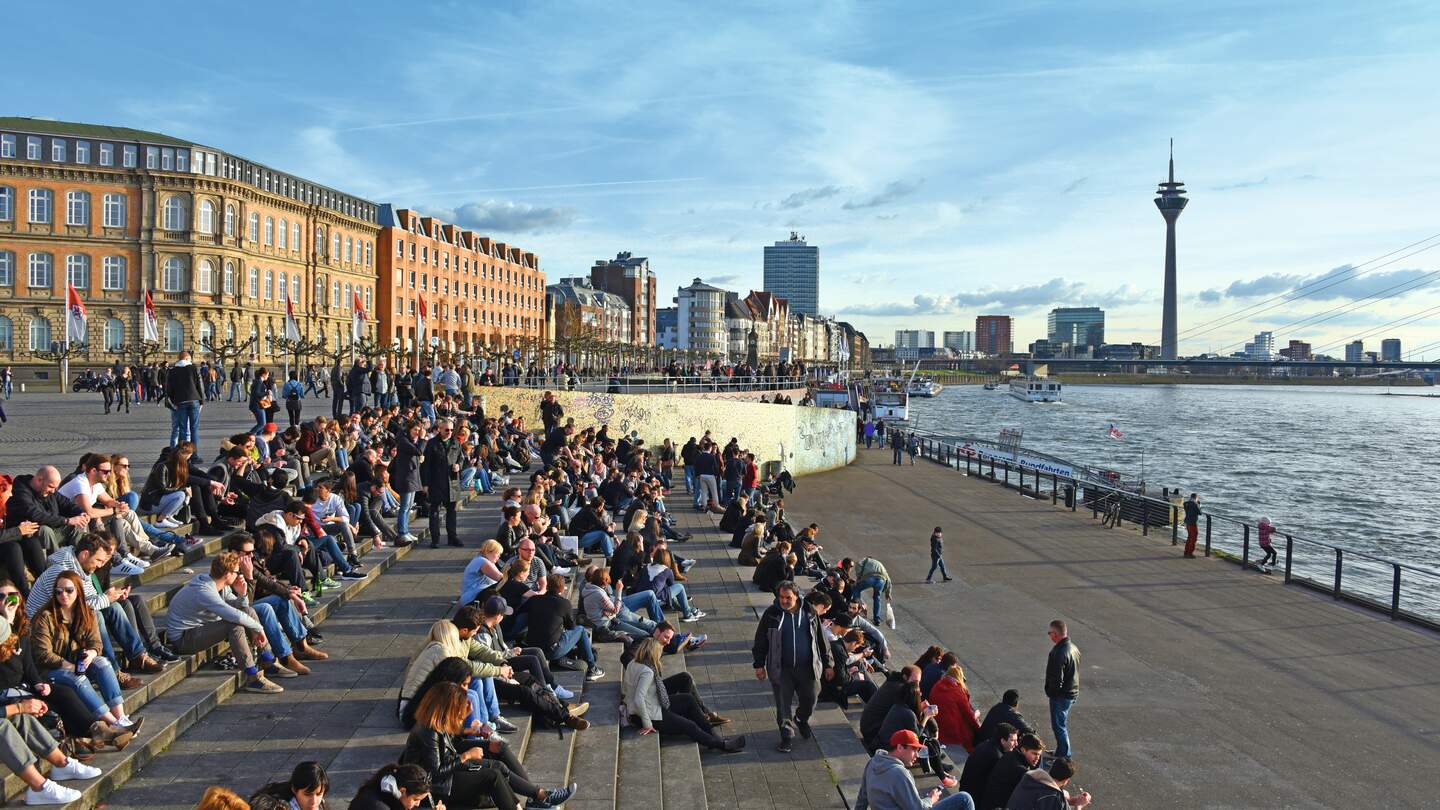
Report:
1044,619,1081,759
528,574,605,682
165,351,205,449
225,532,328,675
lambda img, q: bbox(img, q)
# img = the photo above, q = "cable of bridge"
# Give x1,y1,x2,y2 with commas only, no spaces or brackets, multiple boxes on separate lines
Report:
1177,233,1440,344
1308,302,1440,355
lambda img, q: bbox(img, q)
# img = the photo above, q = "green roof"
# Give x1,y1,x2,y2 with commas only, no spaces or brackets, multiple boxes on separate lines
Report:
0,117,194,148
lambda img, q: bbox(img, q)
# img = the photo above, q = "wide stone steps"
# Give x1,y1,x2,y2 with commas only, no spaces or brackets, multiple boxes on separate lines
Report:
0,536,408,808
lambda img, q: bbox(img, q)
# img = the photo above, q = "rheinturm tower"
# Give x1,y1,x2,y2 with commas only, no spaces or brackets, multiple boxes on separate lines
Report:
1155,139,1188,360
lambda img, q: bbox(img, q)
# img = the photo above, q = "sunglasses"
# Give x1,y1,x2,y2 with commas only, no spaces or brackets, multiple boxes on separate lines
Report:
119,463,130,468
98,468,113,474
55,587,78,595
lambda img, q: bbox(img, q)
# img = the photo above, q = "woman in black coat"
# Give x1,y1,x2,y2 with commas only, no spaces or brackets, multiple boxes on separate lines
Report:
400,683,523,810
348,764,434,810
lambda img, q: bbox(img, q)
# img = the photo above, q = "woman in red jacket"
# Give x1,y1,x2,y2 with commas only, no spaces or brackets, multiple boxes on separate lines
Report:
930,663,982,752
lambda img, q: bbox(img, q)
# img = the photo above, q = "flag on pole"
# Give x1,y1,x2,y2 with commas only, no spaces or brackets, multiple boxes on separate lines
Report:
65,282,87,345
284,297,301,342
352,289,367,341
142,290,159,342
417,296,428,342
1107,424,1125,441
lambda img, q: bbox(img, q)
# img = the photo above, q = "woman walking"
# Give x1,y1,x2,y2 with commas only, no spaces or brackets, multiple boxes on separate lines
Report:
249,368,275,435
282,371,305,429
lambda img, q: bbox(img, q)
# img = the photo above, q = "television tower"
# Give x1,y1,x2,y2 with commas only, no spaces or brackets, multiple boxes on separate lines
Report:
1155,139,1188,360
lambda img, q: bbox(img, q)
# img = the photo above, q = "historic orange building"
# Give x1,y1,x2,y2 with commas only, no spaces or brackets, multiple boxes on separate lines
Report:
376,205,544,365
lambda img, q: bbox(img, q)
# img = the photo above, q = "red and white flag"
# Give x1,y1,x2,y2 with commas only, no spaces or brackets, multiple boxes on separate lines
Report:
284,296,301,342
141,290,159,342
417,296,428,341
65,281,87,345
351,289,367,341
1107,424,1125,441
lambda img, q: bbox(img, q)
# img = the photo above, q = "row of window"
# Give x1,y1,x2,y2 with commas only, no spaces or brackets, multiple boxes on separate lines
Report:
394,237,538,287
0,314,354,355
393,296,530,328
0,132,374,222
400,270,540,310
0,187,127,228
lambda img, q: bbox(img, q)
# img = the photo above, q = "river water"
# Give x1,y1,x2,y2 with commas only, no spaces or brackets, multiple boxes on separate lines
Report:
910,383,1440,574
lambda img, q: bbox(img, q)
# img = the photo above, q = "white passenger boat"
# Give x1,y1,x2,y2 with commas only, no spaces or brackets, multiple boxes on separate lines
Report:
1009,376,1062,402
908,377,943,398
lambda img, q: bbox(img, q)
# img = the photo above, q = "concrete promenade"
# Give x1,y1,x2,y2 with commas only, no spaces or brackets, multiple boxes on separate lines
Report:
785,448,1440,808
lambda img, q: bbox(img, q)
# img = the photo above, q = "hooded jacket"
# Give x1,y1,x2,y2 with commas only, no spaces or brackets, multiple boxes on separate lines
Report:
930,675,982,751
165,572,264,639
165,359,205,404
751,599,831,687
255,509,302,547
1005,768,1069,810
854,749,930,810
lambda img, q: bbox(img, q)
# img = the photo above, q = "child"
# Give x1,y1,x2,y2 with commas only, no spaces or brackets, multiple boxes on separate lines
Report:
926,526,953,583
1257,517,1278,573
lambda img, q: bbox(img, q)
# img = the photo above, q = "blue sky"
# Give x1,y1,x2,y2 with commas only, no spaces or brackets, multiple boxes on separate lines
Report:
16,1,1440,355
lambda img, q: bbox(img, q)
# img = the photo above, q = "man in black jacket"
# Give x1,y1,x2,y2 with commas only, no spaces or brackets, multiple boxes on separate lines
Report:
751,581,833,753
328,361,345,419
345,360,368,416
2,467,87,591
958,722,1017,802
978,689,1037,743
980,732,1044,810
1045,619,1081,759
527,574,603,681
420,418,463,548
166,351,206,449
539,391,564,432
859,665,921,752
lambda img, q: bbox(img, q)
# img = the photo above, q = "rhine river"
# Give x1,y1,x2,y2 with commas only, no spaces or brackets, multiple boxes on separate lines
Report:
910,383,1440,577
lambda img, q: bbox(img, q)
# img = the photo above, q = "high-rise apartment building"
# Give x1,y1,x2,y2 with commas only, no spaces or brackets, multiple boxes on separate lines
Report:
1280,340,1312,360
1345,340,1365,362
589,251,656,346
943,331,974,353
894,330,935,349
1243,331,1275,360
675,277,728,353
975,315,1014,355
763,232,819,316
1381,338,1402,362
1047,307,1105,349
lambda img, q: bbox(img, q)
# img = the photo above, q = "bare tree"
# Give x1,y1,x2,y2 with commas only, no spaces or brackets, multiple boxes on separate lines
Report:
34,342,90,393
198,334,258,372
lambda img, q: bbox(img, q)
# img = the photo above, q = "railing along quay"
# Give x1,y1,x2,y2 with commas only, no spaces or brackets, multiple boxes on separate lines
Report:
482,374,819,394
906,433,1440,633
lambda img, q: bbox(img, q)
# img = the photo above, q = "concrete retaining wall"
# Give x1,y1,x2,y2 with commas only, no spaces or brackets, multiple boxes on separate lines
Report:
480,388,855,478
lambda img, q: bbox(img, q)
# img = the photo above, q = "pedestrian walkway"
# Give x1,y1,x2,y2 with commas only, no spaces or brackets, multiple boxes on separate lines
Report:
773,447,1440,809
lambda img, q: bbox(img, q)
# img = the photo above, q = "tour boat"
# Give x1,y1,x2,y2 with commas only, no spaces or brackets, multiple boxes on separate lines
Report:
908,377,943,398
983,382,1000,391
1009,376,1062,402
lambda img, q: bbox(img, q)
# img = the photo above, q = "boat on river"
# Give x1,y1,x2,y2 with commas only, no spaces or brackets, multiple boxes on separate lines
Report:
983,382,1000,391
1009,376,1062,402
909,377,943,398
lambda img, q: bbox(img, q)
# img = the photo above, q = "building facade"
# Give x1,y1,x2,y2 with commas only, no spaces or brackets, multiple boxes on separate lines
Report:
975,315,1014,356
1280,340,1312,360
547,276,632,346
675,278,728,354
0,118,382,378
655,306,677,349
942,330,974,353
589,252,656,347
376,206,543,362
1345,340,1365,362
1242,331,1275,361
763,232,819,317
1381,338,1402,362
894,329,935,350
1047,307,1105,351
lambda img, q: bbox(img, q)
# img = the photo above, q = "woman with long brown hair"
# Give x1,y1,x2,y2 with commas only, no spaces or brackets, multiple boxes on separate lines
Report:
400,682,523,810
29,571,140,747
622,638,744,752
138,443,191,529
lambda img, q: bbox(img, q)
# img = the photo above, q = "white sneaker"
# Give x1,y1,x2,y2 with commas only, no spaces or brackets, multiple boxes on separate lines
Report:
552,566,572,576
553,684,575,700
50,759,102,781
113,714,137,728
155,517,181,529
25,780,82,805
111,559,145,577
400,533,419,545
128,554,151,569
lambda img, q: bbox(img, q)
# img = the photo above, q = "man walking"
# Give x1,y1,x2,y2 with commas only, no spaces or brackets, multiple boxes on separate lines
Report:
421,418,463,549
892,432,904,465
925,526,953,583
1044,619,1080,760
752,581,832,753
166,351,205,449
1183,493,1202,558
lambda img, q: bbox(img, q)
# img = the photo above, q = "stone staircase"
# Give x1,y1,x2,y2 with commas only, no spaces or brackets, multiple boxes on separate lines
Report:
0,525,409,809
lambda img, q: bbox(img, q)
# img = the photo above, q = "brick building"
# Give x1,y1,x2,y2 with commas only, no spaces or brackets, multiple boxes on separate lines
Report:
975,314,1014,356
376,206,544,363
588,251,656,347
0,117,380,379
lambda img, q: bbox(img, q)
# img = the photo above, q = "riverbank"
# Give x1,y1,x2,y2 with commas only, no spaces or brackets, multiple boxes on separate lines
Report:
786,449,1440,808
1051,373,1429,386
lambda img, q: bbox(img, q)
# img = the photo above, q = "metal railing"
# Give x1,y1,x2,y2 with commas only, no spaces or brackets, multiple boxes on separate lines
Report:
908,434,1440,632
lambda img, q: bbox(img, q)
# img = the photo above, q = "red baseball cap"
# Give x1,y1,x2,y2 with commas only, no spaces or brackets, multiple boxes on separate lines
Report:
889,729,924,750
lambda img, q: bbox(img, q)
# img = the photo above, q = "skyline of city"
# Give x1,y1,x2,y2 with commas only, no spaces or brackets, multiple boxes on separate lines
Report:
6,2,1440,357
